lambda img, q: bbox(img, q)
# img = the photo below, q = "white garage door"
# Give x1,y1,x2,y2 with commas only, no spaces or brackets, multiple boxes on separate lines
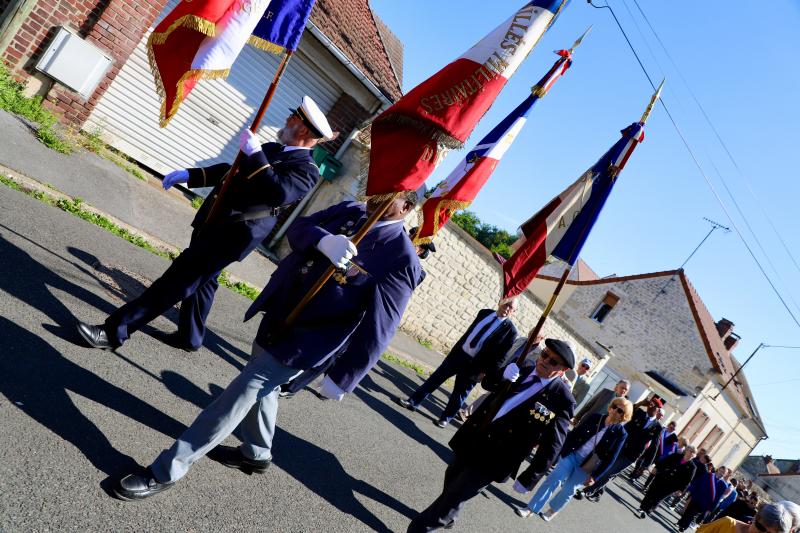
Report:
86,0,340,175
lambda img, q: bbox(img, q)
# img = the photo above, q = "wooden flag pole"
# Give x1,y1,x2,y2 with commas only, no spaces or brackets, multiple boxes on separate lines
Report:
281,192,402,328
202,50,295,229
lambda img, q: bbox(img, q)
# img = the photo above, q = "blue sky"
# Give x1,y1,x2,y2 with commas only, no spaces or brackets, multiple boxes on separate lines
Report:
370,0,800,459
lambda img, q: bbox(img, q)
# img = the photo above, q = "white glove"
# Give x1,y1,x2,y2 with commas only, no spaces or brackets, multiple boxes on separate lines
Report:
317,234,358,268
239,129,262,156
513,480,530,494
319,375,345,401
503,363,520,383
162,169,189,190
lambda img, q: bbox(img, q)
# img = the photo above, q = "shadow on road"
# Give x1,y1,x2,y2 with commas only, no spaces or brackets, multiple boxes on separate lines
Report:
0,315,187,477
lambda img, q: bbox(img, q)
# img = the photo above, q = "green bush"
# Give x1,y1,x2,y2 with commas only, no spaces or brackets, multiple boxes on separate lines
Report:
451,210,516,259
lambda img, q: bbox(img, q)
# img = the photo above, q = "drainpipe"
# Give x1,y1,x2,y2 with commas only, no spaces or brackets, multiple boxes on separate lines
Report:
0,0,36,58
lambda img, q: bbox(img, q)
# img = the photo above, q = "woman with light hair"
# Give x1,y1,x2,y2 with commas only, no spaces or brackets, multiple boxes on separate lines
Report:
697,501,794,533
514,397,633,522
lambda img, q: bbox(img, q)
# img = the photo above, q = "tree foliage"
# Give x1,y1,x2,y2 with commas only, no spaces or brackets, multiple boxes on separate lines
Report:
450,210,516,259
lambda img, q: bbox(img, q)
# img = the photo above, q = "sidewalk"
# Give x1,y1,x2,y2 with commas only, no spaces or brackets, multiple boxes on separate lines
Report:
0,109,446,371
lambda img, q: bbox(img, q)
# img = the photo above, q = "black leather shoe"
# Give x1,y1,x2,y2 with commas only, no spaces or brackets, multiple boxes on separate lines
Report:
77,322,115,350
397,397,417,412
113,470,175,501
208,445,270,474
152,331,200,353
434,419,448,428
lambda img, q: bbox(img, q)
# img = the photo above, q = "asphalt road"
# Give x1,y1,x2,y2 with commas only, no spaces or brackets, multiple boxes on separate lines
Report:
0,183,678,532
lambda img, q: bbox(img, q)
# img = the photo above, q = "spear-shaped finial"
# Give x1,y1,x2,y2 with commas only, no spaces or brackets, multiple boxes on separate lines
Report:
569,25,592,53
640,78,665,124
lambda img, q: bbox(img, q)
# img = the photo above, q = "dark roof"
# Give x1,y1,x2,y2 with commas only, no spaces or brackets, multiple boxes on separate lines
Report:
645,370,692,397
310,0,403,102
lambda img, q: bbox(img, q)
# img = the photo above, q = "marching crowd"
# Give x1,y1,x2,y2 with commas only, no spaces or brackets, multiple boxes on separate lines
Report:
66,96,797,532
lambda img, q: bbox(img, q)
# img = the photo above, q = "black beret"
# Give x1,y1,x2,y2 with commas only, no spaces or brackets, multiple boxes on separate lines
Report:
544,338,575,369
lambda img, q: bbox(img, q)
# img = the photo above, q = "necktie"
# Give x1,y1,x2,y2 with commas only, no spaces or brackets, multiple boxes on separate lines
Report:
468,316,497,350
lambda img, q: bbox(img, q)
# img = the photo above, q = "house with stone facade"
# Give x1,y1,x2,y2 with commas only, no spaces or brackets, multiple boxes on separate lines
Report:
739,455,800,502
527,265,768,469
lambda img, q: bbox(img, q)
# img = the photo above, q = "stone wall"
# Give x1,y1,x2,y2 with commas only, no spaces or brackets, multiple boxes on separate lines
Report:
556,274,715,393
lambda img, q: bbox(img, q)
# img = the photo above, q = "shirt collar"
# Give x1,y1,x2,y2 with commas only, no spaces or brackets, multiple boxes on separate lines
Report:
372,218,405,229
282,145,310,152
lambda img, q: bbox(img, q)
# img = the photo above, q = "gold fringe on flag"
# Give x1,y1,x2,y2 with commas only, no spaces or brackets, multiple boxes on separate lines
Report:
246,35,287,55
412,197,471,245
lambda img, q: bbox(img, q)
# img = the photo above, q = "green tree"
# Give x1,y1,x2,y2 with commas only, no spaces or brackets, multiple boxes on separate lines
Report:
450,210,516,259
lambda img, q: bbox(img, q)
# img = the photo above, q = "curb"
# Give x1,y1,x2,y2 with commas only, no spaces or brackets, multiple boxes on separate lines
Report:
0,163,263,292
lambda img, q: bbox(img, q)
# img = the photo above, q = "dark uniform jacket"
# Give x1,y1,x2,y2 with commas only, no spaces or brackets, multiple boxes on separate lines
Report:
244,201,421,392
449,365,575,483
574,388,618,425
620,408,663,461
187,142,319,256
451,308,518,380
651,452,696,494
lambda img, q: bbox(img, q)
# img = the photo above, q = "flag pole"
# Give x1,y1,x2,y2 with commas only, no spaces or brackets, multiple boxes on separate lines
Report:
477,82,664,431
202,50,295,228
281,192,402,328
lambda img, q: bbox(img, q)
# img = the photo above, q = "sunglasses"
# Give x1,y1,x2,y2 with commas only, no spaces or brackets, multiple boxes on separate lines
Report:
754,519,768,533
539,354,565,367
580,364,590,369
610,405,626,415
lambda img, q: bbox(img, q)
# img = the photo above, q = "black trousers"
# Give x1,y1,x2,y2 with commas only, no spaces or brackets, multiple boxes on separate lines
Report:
408,348,479,424
407,455,495,532
678,500,708,530
104,225,254,348
640,479,675,513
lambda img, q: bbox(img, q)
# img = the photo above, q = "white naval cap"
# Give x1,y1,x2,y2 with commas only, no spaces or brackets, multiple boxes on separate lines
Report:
291,95,334,140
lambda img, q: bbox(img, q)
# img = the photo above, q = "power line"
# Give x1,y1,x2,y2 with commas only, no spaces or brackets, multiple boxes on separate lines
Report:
627,0,800,291
588,0,800,329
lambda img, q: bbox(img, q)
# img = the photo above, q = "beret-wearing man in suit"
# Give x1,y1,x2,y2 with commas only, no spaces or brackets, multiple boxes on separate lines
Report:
407,339,577,532
112,190,424,501
398,300,519,427
77,96,333,353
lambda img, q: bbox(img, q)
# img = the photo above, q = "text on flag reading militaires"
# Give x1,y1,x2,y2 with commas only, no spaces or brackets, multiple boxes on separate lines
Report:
419,4,537,114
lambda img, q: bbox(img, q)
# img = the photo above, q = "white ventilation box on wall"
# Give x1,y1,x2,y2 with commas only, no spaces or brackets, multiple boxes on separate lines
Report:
36,27,112,99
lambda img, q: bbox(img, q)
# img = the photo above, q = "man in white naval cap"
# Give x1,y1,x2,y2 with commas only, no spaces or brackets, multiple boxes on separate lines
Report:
77,96,334,353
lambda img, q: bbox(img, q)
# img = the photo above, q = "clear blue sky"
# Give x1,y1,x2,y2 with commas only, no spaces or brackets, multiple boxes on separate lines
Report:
370,0,800,460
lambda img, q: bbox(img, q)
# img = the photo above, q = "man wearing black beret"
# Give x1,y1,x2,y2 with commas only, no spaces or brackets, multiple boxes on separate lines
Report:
408,338,577,532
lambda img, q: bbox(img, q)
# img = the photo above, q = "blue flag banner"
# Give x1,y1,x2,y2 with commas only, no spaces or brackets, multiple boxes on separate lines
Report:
249,0,316,54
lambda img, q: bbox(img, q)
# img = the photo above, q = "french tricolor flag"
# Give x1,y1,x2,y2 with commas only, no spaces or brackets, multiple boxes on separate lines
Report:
413,46,578,244
502,122,646,299
367,0,570,197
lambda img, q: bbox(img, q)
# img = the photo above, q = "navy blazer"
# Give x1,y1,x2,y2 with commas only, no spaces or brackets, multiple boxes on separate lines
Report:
187,142,319,247
244,201,421,392
452,308,518,379
557,413,627,481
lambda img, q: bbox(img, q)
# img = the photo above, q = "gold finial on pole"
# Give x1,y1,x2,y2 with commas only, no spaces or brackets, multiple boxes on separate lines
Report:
640,78,665,124
569,25,593,53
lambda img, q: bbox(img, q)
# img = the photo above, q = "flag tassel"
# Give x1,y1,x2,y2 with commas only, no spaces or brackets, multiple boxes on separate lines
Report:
201,50,294,229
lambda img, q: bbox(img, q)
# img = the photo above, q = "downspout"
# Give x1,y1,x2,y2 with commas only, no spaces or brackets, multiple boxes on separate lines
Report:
0,0,36,59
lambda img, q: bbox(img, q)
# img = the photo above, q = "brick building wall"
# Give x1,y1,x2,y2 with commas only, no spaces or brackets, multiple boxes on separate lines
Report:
555,274,714,393
318,93,372,155
1,0,167,124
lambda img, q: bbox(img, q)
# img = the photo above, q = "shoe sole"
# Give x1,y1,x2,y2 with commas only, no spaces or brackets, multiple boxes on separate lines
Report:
77,325,114,350
218,461,270,475
112,485,173,501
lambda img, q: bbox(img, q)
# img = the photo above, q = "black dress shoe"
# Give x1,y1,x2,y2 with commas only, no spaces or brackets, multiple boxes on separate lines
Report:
153,331,200,352
77,322,115,350
434,419,448,428
397,397,417,411
113,470,175,501
208,445,270,474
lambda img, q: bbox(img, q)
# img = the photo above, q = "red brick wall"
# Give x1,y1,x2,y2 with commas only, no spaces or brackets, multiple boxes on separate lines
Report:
1,0,167,125
319,92,371,155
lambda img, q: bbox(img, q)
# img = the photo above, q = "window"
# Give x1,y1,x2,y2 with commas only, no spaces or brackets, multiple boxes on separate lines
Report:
699,425,725,454
590,292,619,323
680,409,710,444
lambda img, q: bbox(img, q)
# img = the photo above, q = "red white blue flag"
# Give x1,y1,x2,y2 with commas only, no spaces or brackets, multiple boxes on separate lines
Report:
366,0,570,197
413,46,578,244
249,0,316,54
502,121,646,299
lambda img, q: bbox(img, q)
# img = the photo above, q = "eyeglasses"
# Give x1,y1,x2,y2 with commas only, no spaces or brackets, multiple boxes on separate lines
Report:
580,364,590,369
539,354,565,367
754,519,767,533
611,406,625,415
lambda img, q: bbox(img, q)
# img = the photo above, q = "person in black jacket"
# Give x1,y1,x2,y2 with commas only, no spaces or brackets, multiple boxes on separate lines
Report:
513,397,633,522
637,445,697,519
76,96,331,352
580,397,664,502
407,339,576,532
398,300,518,427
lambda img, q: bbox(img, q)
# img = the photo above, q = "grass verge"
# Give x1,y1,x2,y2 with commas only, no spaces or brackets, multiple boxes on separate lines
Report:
0,172,261,302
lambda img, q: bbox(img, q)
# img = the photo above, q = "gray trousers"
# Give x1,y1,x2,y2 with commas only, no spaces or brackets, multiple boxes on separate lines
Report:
150,342,302,483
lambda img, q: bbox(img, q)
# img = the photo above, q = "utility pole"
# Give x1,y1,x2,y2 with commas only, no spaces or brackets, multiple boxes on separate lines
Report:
653,217,730,301
713,343,800,400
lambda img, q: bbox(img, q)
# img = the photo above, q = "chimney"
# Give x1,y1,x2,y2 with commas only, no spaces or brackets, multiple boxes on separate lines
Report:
724,332,740,352
716,318,735,340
